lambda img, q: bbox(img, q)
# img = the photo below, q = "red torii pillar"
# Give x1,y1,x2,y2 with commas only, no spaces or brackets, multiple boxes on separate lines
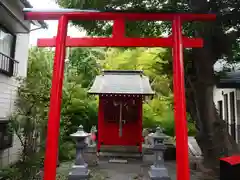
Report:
23,8,216,180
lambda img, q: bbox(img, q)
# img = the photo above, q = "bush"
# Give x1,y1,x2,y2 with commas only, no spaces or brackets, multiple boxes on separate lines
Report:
188,122,197,136
143,105,197,137
159,109,175,136
58,141,76,161
143,103,160,128
0,153,44,180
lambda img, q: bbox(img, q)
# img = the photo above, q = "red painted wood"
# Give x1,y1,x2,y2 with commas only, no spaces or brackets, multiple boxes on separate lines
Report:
97,96,104,152
138,99,143,152
172,16,190,180
220,155,240,165
100,96,141,147
24,10,216,21
112,19,125,38
37,36,203,48
102,122,140,146
43,16,68,180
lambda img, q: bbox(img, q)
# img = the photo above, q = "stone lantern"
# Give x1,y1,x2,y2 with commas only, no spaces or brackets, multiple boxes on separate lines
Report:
68,125,90,180
148,126,171,180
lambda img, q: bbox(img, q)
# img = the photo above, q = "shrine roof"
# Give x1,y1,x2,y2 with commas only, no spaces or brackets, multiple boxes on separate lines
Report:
88,70,154,95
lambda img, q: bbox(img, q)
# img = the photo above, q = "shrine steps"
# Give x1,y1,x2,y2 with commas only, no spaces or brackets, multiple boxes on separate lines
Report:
99,151,142,159
100,145,139,153
99,145,142,160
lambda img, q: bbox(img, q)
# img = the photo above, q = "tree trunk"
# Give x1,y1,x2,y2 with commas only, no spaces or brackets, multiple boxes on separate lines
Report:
185,45,239,176
185,1,240,176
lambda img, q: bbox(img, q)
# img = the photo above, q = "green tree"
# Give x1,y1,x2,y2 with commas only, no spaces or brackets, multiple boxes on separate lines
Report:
12,47,53,152
56,0,240,173
102,48,172,97
5,46,100,178
7,47,53,179
68,47,104,88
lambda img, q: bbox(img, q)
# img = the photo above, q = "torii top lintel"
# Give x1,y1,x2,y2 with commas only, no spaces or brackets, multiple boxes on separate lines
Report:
23,8,216,48
23,8,215,21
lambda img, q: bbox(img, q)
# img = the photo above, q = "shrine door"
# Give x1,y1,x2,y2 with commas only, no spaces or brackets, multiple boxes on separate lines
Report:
100,96,142,147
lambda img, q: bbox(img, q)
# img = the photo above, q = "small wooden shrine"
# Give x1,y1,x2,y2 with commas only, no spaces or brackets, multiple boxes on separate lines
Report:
88,70,154,153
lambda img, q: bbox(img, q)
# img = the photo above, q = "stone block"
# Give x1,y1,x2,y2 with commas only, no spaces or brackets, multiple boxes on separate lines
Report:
68,165,90,180
149,165,171,180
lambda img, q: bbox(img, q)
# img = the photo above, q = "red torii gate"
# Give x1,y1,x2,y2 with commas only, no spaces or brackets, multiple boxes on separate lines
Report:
23,8,215,180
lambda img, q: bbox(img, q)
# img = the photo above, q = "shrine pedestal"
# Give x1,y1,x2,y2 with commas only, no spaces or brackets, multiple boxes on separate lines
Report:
149,165,171,180
68,164,90,180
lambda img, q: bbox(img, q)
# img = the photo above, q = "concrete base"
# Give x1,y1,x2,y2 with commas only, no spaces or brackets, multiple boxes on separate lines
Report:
68,164,90,180
149,165,171,180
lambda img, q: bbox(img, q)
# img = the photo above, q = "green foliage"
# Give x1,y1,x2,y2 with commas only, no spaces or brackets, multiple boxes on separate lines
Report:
0,48,54,180
12,47,53,143
142,103,160,128
56,0,240,64
58,141,75,161
4,47,100,179
68,48,104,88
102,48,172,97
0,152,44,180
188,122,197,136
159,109,175,136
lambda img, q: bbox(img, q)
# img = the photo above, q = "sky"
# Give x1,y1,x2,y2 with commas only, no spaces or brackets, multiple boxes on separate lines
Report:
29,0,85,46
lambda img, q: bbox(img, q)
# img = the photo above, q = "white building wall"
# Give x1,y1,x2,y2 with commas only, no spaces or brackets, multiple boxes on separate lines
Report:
0,1,30,167
0,33,30,167
213,86,239,143
15,33,30,77
235,89,240,143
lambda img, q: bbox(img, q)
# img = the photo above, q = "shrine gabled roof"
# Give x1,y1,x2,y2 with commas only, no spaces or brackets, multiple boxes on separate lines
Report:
88,70,154,95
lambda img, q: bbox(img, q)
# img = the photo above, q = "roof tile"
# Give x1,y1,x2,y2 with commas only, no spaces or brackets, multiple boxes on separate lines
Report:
88,70,154,95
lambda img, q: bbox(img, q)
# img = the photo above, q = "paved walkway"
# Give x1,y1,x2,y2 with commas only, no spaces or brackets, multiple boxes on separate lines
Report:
91,160,200,180
57,137,203,179
58,157,201,180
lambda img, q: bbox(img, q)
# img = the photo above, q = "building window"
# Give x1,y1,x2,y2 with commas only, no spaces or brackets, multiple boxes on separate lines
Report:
218,100,223,119
224,94,229,123
230,92,236,140
0,121,13,150
0,26,18,76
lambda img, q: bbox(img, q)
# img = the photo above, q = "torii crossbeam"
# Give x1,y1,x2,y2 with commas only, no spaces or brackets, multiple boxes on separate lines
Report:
23,8,216,180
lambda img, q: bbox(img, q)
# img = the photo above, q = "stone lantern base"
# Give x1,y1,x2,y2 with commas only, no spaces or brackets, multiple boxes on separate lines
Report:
68,164,90,180
148,165,171,180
